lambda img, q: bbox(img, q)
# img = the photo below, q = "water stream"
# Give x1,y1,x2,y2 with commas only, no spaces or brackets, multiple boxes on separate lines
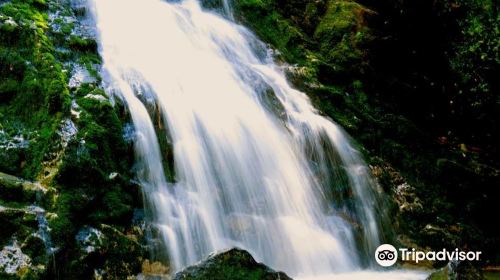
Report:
89,0,425,278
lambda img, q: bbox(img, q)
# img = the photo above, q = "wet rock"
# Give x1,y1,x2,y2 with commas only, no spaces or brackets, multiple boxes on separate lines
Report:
58,119,78,149
0,240,31,275
0,203,55,279
74,224,146,279
0,207,37,247
200,0,223,10
0,172,46,203
427,260,484,280
0,16,18,32
76,226,103,255
84,93,107,103
0,130,31,150
21,234,48,267
371,161,423,213
173,248,292,280
141,259,170,279
68,64,97,89
421,224,461,248
108,172,119,180
395,183,423,213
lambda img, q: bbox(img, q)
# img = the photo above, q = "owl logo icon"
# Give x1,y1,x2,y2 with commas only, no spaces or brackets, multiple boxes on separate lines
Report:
375,244,398,267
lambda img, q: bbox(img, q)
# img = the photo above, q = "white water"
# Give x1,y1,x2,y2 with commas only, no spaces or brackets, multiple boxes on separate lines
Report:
90,0,424,278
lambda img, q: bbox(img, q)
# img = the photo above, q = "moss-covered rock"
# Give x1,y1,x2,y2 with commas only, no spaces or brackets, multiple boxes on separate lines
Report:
314,1,374,78
68,224,146,279
233,0,310,63
0,172,45,204
173,248,292,280
0,206,53,278
0,208,37,248
1,0,143,279
0,241,33,278
0,0,71,179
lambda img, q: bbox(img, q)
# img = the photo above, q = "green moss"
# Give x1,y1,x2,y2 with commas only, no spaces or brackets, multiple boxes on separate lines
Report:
233,0,309,63
0,0,70,179
315,1,357,41
21,235,48,265
53,82,134,237
78,53,101,79
90,187,133,223
53,18,74,36
449,0,498,94
67,36,98,53
427,266,449,280
1,1,142,279
0,172,41,203
0,79,20,102
98,225,145,278
20,270,41,280
313,0,372,77
49,191,80,246
0,273,19,280
0,209,38,247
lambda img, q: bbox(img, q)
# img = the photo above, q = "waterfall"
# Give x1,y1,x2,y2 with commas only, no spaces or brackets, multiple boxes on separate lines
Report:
221,0,234,20
90,0,393,277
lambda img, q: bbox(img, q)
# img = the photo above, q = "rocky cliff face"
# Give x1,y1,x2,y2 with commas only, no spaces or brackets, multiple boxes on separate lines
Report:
227,0,499,270
1,0,147,278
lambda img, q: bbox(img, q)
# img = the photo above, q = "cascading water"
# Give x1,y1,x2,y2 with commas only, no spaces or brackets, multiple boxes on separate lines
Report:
89,0,425,279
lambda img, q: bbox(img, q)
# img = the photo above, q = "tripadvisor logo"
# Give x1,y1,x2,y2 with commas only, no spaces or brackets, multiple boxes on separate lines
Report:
374,244,482,267
375,244,398,267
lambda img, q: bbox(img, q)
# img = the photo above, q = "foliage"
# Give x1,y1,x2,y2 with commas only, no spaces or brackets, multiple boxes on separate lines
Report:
445,0,499,147
0,0,70,178
314,0,372,75
233,0,309,64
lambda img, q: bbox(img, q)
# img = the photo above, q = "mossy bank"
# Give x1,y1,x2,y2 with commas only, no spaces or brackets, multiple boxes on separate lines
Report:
1,0,146,278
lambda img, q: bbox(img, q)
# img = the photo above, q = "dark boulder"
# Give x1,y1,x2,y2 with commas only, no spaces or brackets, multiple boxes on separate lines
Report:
173,248,293,280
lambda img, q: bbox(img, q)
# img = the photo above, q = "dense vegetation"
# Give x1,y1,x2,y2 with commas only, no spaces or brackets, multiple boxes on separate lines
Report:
1,0,143,279
1,0,498,279
0,0,69,179
230,0,499,268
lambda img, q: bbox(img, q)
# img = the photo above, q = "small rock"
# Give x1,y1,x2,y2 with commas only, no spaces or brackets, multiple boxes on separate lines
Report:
108,172,119,180
76,226,103,254
395,183,423,213
68,64,97,88
1,18,18,32
141,259,169,277
0,240,31,275
84,93,108,102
